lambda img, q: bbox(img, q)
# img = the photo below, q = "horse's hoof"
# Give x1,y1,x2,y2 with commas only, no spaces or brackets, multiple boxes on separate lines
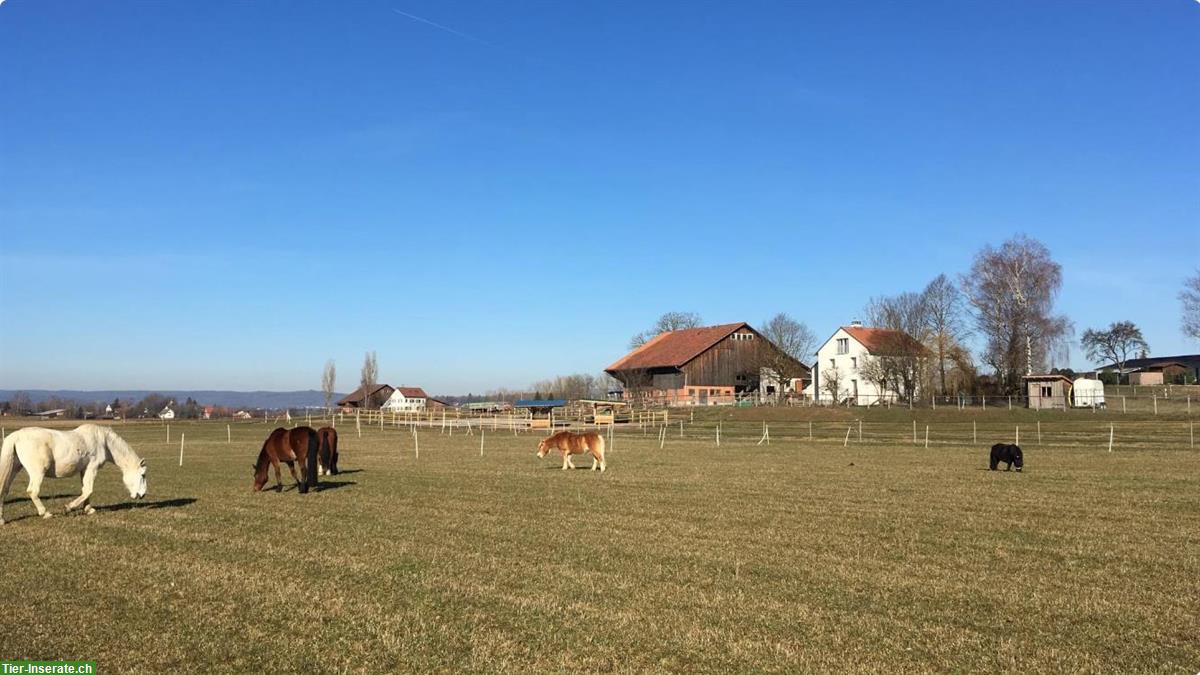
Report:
84,506,96,515
42,512,53,519
0,518,6,526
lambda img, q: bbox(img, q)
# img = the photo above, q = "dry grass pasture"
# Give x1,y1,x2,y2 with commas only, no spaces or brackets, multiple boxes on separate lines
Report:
1,407,1197,673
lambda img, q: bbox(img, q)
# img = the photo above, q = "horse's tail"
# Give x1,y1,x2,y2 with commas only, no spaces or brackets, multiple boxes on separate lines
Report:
1,432,24,522
305,430,319,492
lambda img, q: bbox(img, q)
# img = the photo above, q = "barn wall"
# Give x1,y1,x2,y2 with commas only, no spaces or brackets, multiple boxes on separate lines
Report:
679,330,762,389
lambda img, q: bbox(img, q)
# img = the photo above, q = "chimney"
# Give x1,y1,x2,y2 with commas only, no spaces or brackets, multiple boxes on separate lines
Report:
849,320,862,328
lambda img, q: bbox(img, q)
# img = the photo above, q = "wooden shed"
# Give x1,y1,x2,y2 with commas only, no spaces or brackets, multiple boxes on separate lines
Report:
1024,374,1073,410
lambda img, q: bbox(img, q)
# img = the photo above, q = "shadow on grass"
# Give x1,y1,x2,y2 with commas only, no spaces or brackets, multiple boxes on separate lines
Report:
330,469,364,475
315,480,356,492
97,497,198,513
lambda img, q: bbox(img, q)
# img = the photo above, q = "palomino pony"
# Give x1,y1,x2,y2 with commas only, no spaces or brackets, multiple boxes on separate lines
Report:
316,426,339,476
253,426,320,493
537,431,607,472
0,424,147,524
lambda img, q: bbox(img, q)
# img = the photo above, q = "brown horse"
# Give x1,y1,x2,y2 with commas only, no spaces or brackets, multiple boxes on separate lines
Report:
537,431,606,472
253,427,320,493
316,427,339,476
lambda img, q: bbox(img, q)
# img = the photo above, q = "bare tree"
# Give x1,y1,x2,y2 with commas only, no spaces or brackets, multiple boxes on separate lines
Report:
961,234,1073,391
921,274,970,395
1081,321,1148,383
863,293,931,400
756,313,815,402
821,364,843,404
1182,270,1200,341
630,311,703,349
857,354,891,405
321,359,337,410
360,351,378,409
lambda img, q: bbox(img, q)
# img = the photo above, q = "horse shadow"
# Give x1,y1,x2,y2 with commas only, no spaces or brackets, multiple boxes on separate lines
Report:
331,469,364,475
277,480,356,493
97,497,198,513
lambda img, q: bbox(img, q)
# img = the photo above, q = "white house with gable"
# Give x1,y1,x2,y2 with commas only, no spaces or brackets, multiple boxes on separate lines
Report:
381,387,429,413
809,322,927,405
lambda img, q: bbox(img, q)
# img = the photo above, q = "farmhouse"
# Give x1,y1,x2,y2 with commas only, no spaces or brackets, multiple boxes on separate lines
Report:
337,384,396,410
381,386,429,412
1097,354,1200,385
158,405,175,420
1024,374,1072,410
606,322,809,405
810,322,929,405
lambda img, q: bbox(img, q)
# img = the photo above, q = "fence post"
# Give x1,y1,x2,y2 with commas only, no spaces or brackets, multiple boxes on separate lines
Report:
178,433,185,466
912,420,917,445
1108,424,1113,452
843,425,852,447
1015,425,1019,446
924,425,929,449
858,419,862,443
1037,420,1042,445
973,420,977,444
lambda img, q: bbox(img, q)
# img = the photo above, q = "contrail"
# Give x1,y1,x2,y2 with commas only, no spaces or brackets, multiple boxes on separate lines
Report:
391,8,491,46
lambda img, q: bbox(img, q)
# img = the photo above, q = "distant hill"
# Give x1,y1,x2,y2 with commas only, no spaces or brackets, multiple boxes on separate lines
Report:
0,389,343,409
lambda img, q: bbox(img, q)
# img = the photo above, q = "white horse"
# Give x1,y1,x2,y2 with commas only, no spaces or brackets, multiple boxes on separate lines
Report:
0,424,147,525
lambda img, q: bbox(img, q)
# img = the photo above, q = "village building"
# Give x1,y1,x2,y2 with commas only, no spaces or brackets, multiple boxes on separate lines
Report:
158,405,175,420
336,384,396,411
1097,354,1200,385
810,322,929,405
381,386,430,412
605,322,809,406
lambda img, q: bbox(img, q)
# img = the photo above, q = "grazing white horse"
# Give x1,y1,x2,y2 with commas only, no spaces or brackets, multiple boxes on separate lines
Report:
0,424,147,525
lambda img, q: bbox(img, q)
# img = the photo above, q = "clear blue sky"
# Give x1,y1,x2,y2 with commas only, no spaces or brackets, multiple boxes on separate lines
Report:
1,1,1197,394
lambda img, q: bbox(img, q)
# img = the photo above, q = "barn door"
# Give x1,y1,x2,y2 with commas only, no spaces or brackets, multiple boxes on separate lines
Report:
699,388,708,405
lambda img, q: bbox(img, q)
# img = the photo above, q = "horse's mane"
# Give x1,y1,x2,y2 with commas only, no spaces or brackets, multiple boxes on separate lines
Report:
92,425,142,471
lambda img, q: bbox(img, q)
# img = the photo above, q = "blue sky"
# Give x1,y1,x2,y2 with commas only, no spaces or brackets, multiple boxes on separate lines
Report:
1,1,1197,394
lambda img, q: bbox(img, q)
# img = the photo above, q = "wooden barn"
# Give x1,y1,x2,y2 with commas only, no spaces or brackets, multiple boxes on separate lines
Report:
337,384,396,410
606,322,809,405
1024,374,1072,410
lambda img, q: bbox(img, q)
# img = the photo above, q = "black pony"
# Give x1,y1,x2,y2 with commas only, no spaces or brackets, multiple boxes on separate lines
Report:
989,443,1023,472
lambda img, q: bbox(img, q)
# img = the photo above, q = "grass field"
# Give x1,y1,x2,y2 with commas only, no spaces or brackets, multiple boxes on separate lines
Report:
1,408,1197,673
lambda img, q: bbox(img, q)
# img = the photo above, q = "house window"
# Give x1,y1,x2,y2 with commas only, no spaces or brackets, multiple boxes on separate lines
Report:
829,359,835,369
851,357,857,369
1040,385,1052,398
836,338,849,355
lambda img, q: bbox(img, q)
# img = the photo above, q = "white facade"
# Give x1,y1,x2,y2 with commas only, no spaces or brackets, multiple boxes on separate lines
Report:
382,389,427,412
812,327,902,405
158,406,175,420
758,367,806,402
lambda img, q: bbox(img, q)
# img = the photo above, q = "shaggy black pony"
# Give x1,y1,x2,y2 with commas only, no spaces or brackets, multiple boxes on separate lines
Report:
989,443,1023,472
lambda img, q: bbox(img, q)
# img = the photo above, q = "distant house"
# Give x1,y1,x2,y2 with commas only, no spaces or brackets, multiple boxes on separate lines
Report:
336,384,396,411
810,322,929,405
426,398,452,412
1098,354,1200,385
30,408,67,419
1025,374,1072,410
606,322,809,406
202,405,215,420
233,410,253,419
382,387,429,412
158,405,175,420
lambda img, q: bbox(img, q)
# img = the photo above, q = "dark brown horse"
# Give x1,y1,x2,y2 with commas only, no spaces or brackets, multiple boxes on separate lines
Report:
317,427,339,476
253,427,320,493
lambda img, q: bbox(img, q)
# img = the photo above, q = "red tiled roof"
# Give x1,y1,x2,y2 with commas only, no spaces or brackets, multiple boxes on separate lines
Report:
843,326,930,356
396,387,428,398
606,322,749,372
